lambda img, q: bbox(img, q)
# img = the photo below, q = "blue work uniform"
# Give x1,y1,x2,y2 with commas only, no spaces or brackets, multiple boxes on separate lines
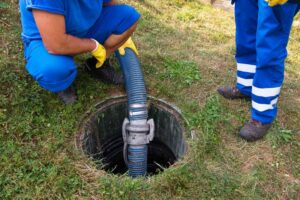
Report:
19,0,140,92
234,0,299,124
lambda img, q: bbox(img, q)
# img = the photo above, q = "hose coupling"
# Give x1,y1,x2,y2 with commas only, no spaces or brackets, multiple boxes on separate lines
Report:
122,118,155,145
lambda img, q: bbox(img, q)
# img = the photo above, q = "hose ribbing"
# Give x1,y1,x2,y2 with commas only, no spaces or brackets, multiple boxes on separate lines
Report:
116,48,149,177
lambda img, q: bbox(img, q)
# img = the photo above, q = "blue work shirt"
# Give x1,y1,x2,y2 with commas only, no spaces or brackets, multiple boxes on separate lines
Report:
19,0,110,41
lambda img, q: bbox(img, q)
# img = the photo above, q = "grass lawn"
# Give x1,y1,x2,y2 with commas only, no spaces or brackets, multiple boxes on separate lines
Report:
0,0,299,199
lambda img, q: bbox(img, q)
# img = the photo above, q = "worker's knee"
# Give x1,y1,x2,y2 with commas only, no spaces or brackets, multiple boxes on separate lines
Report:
25,42,77,92
39,56,75,80
87,4,140,44
112,5,140,35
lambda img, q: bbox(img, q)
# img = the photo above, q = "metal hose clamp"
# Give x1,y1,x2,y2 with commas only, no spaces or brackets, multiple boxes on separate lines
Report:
122,118,155,166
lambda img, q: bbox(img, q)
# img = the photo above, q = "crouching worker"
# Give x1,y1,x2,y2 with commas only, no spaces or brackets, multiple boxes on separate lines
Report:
217,0,299,141
19,0,140,104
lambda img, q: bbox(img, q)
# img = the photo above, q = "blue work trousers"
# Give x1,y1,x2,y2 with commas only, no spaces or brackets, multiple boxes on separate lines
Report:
235,0,299,123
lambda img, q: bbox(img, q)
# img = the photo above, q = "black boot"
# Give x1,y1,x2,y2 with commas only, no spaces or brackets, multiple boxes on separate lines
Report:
217,85,250,100
57,86,77,104
84,57,124,85
240,119,271,142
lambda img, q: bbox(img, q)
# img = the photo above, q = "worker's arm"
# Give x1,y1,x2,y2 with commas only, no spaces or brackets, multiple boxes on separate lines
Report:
33,10,107,67
33,10,98,55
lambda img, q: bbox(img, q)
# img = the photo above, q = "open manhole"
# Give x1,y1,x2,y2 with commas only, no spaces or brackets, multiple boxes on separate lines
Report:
76,96,187,176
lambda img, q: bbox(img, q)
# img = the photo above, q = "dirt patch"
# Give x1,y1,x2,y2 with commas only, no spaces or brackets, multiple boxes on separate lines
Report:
224,139,275,173
107,87,124,97
241,151,274,172
210,0,233,11
197,0,234,11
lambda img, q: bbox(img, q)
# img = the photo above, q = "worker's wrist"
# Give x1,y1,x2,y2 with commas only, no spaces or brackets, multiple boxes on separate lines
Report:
90,39,99,52
90,39,106,68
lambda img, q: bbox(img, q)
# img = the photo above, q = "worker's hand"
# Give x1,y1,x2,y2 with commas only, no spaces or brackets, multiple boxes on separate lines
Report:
118,37,139,56
265,0,288,6
90,39,106,68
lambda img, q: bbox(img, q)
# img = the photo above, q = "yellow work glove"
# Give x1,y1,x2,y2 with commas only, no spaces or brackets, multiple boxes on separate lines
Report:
118,37,139,56
91,39,106,68
265,0,288,6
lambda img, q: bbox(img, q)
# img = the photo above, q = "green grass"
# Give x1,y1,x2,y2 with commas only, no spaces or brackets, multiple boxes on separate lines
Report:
1,0,300,199
160,58,201,87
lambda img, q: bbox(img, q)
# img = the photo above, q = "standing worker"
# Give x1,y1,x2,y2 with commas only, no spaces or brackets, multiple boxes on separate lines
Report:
19,0,140,104
218,0,299,141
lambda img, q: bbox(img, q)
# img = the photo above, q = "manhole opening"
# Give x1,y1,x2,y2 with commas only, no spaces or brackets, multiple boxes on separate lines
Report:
77,97,187,176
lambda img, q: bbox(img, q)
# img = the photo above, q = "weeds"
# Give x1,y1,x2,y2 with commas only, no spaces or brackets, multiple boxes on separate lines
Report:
186,95,222,156
160,58,201,87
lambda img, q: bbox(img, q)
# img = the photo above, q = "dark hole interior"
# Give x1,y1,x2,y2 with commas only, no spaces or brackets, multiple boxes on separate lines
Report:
79,97,186,176
96,136,176,175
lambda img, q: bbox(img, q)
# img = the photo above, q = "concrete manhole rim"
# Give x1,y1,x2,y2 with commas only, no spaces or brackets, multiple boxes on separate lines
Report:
75,95,191,175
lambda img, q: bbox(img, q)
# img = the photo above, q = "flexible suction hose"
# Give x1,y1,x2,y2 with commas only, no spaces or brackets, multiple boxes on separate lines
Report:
116,48,154,177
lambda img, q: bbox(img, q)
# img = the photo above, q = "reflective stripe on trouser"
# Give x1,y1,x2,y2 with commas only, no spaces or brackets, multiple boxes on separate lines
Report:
235,0,299,123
